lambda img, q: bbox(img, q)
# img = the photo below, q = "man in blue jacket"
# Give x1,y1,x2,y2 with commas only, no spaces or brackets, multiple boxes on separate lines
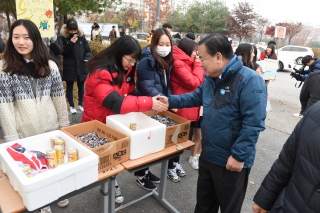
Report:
159,34,266,213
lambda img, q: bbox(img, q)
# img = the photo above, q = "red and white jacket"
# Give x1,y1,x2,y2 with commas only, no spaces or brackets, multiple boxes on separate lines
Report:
170,46,205,122
82,65,152,123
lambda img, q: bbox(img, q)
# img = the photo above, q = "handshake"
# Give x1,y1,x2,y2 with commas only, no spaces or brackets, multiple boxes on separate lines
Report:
152,95,169,112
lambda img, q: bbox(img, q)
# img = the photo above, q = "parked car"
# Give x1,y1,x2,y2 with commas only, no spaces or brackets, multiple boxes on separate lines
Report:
131,33,149,41
277,45,314,65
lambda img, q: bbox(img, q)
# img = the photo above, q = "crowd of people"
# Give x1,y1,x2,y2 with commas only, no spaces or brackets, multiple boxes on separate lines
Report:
0,18,319,213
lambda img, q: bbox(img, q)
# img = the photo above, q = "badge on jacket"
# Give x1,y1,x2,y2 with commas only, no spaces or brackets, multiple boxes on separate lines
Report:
126,76,131,83
220,88,226,95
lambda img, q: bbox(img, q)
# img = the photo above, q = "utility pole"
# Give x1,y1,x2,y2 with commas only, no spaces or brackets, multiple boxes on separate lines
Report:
155,0,160,29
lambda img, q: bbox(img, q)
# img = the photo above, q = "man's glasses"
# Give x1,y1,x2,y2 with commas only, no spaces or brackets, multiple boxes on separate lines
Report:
124,56,137,65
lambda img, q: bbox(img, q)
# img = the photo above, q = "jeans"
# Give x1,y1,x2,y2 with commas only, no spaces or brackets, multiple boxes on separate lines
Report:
66,80,85,107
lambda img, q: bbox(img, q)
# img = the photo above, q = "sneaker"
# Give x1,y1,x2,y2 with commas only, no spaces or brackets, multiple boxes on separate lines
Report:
293,113,303,118
70,107,77,114
136,176,157,191
115,185,124,204
147,171,160,184
39,206,52,213
175,163,186,177
167,168,180,182
78,105,84,112
189,156,199,170
57,199,69,207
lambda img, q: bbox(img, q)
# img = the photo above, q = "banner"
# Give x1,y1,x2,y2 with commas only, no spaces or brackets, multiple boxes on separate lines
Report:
15,0,54,37
257,59,279,80
275,26,286,38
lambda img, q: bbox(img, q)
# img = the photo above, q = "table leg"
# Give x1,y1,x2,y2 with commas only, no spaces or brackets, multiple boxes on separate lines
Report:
100,178,110,213
152,159,180,213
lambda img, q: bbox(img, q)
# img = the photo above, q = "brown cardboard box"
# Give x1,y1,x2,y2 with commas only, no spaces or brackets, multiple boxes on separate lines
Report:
143,111,190,147
61,120,130,172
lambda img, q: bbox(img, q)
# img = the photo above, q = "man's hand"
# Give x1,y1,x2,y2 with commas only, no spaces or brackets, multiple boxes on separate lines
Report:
252,203,268,213
226,156,244,172
290,72,303,81
152,95,168,112
157,96,169,107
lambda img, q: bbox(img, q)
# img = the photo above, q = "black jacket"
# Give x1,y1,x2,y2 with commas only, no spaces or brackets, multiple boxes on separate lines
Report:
60,25,91,82
253,101,320,213
42,35,63,76
300,71,320,112
0,37,5,53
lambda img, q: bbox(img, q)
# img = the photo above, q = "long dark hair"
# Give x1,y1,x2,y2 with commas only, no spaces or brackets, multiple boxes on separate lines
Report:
149,28,174,73
3,20,50,78
178,38,198,57
86,35,141,87
234,43,254,69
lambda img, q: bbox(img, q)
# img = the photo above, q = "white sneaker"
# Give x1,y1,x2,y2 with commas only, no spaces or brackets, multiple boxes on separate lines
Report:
57,199,69,207
167,168,180,182
189,156,199,170
174,162,186,177
115,185,124,204
293,113,303,118
70,107,77,114
39,206,52,213
78,105,84,112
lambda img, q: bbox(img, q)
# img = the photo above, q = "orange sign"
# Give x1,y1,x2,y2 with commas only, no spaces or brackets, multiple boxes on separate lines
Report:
142,12,147,18
275,26,286,38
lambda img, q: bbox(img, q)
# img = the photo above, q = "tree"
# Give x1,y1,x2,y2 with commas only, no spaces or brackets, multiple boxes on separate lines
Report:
255,16,269,42
0,0,17,29
145,0,157,28
276,22,303,44
166,0,229,34
227,1,258,42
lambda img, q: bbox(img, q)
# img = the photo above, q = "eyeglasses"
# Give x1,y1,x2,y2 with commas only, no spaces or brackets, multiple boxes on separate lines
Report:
199,52,218,62
199,55,212,62
124,56,137,65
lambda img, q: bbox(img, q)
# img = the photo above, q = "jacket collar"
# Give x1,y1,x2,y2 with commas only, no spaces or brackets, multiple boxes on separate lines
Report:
172,46,193,66
60,25,84,38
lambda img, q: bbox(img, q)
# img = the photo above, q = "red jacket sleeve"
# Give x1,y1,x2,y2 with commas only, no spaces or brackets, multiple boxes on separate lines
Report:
260,52,266,60
94,71,153,114
172,60,204,90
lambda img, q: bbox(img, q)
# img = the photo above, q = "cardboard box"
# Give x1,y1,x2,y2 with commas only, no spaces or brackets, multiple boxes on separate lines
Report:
61,120,130,172
106,112,166,160
143,111,191,147
0,130,98,211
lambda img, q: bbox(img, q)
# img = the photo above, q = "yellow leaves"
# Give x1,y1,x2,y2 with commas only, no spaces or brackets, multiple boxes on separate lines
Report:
128,18,139,29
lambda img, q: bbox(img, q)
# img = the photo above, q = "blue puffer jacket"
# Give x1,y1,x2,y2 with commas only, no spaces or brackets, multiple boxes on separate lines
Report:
169,56,266,168
136,47,172,96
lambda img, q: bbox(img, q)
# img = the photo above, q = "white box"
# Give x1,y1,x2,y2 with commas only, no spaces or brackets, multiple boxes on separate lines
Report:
106,112,166,160
0,130,99,211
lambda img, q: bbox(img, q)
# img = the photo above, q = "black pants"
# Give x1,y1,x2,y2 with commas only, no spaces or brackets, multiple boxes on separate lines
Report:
194,156,250,213
134,168,149,176
66,80,85,107
168,156,180,169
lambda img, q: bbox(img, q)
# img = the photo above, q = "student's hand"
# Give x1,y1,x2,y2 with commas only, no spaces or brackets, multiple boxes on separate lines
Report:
171,108,178,112
157,96,169,107
256,66,263,75
226,156,244,172
152,96,168,112
70,36,78,43
252,203,268,213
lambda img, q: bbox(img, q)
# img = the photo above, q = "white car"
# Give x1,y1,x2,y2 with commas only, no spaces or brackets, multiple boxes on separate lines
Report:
276,45,314,65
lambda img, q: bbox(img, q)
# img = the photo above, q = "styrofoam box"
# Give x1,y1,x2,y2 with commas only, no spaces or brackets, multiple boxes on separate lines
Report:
0,130,99,211
106,112,166,160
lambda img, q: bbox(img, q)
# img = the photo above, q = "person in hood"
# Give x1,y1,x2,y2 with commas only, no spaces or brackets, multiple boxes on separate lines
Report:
82,35,168,203
0,19,70,213
158,33,266,213
60,18,92,114
171,38,205,170
252,101,320,213
135,28,175,189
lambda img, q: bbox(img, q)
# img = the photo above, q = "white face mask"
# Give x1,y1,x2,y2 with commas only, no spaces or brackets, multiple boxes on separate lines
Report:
156,46,171,57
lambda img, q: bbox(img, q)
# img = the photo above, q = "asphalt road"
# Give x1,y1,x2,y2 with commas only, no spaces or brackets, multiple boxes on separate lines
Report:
47,68,302,213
